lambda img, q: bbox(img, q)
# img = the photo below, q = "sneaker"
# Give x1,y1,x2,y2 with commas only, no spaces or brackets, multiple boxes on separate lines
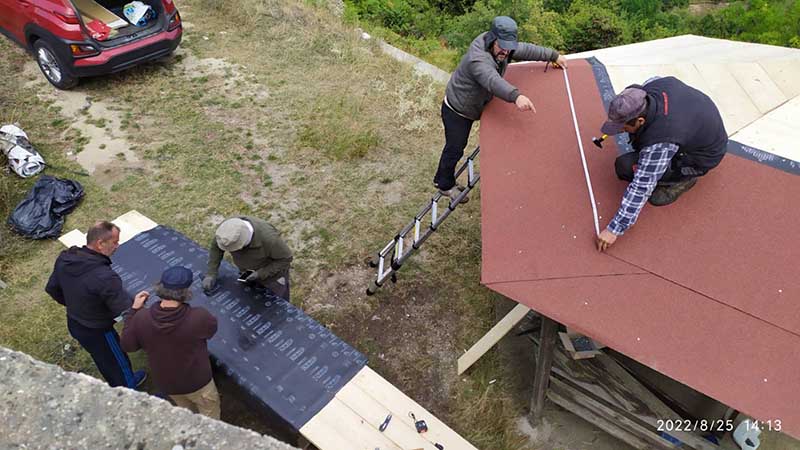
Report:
438,185,469,204
133,370,148,389
649,177,698,206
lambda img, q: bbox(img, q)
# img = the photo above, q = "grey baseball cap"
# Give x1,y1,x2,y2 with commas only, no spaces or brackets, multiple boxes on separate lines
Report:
215,218,252,252
601,87,647,135
490,16,518,51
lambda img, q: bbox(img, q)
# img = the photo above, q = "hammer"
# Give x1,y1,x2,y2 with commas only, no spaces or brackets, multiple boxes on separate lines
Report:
592,134,608,148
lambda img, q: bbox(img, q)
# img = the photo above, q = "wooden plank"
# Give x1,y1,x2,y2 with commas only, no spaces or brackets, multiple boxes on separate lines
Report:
548,383,658,450
59,229,87,248
457,303,530,374
730,96,800,163
551,373,719,450
529,315,558,425
299,397,402,450
550,375,677,450
113,210,158,244
59,211,157,249
697,63,761,134
72,0,128,28
350,367,478,450
115,210,158,233
545,347,679,421
759,58,800,98
334,382,439,450
727,62,787,114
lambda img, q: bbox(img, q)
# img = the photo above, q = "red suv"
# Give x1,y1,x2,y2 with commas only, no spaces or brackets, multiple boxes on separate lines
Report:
0,0,182,89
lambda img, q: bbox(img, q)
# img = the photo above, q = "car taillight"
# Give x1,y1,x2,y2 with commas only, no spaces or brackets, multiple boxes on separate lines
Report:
162,0,176,14
167,11,181,31
53,10,80,24
70,44,99,58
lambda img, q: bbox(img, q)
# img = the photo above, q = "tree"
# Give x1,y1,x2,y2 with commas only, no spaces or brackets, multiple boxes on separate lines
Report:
561,0,628,52
620,0,660,17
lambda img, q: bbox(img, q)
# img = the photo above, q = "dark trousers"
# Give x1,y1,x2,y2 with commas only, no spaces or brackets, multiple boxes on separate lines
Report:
67,317,136,388
433,101,474,191
614,151,706,185
261,268,291,301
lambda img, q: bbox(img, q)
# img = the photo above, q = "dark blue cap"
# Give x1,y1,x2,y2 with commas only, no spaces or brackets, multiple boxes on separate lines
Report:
491,16,518,51
160,266,194,289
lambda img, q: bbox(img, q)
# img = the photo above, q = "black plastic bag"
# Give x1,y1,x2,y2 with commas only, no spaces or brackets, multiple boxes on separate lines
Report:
8,176,84,239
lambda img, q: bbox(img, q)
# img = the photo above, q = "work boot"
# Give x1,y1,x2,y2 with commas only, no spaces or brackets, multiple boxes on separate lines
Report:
648,178,698,206
438,185,469,204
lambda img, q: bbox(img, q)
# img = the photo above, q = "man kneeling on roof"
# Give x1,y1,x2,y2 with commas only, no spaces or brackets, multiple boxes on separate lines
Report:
596,76,728,252
121,266,220,419
201,216,293,300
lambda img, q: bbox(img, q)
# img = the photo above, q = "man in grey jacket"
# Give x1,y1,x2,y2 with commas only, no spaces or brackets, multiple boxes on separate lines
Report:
435,16,567,201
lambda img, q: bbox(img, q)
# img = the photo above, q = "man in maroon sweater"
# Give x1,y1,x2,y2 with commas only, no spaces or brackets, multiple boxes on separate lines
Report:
121,266,220,418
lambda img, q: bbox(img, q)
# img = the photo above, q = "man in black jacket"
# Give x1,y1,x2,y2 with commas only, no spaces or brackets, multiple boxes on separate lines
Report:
46,221,148,388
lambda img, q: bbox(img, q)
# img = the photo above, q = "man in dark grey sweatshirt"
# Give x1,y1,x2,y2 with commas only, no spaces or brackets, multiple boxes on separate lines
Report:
435,16,567,200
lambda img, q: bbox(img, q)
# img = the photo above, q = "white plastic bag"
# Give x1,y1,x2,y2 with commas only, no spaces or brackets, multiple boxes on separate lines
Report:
123,1,154,27
0,124,45,178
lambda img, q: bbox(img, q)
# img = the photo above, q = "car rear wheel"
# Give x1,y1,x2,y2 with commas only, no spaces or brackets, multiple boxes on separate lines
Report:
34,40,78,90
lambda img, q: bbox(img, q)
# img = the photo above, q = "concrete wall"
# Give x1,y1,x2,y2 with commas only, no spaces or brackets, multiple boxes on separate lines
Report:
0,347,298,450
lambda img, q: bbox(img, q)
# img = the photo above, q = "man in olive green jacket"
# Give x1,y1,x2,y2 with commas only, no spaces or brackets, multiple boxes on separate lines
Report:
201,216,293,300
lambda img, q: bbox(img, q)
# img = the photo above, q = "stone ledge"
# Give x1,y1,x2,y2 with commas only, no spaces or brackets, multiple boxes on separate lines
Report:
0,346,298,450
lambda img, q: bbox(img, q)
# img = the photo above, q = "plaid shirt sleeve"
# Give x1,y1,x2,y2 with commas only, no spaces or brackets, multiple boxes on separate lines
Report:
607,142,679,235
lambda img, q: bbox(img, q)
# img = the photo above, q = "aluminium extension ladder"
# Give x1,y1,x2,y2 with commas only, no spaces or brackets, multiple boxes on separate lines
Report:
366,146,481,295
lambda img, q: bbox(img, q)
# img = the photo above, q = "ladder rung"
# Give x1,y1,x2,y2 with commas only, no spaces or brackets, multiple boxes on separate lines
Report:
367,146,481,295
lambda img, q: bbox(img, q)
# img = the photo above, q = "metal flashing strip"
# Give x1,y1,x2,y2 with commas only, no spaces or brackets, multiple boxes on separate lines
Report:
586,56,800,176
586,56,633,155
725,140,800,175
112,226,368,430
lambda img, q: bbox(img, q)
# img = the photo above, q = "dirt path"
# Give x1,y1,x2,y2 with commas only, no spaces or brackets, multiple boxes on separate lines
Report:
23,63,140,187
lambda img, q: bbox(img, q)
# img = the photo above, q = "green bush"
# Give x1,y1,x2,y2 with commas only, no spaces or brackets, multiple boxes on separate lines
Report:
560,0,628,52
620,0,661,17
347,0,800,69
519,10,566,49
690,0,800,48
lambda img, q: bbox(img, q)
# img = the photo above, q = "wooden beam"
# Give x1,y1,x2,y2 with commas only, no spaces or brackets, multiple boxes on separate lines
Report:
550,372,720,450
457,303,530,374
548,383,657,450
529,315,558,425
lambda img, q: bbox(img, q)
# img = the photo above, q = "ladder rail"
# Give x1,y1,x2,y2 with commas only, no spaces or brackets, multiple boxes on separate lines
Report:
367,147,480,295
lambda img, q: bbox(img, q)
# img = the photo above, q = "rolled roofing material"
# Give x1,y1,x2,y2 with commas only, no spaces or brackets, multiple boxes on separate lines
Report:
111,225,368,431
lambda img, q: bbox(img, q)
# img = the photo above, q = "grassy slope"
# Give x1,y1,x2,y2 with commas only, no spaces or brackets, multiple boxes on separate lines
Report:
0,1,530,448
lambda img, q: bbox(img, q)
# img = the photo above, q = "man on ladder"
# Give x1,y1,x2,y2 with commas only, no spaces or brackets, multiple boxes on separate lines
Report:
434,15,568,201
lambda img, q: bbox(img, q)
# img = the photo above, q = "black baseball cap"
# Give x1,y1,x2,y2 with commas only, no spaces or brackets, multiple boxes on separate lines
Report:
491,16,518,51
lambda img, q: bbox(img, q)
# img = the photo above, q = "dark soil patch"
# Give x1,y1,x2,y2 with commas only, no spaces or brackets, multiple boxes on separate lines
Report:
329,279,461,418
